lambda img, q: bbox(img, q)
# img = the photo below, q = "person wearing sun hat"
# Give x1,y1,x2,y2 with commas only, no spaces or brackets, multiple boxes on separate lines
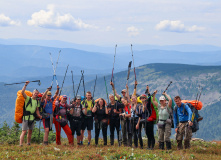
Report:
54,94,73,145
40,85,59,145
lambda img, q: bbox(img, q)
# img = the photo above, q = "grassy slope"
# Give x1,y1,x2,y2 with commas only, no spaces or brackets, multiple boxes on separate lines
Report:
0,139,220,160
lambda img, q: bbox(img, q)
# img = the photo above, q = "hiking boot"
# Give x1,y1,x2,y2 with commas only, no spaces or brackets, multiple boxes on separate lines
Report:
88,142,90,146
197,116,203,122
166,142,171,150
159,142,164,150
177,140,183,150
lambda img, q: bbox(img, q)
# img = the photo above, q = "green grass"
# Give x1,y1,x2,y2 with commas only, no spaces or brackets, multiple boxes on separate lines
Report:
0,139,221,160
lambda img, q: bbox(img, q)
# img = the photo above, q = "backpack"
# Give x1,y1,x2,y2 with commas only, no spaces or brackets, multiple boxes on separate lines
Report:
70,104,84,120
150,96,159,124
174,103,199,133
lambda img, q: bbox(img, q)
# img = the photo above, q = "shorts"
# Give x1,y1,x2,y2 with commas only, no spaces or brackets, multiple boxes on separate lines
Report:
81,117,93,131
70,119,82,136
22,120,35,131
43,118,50,129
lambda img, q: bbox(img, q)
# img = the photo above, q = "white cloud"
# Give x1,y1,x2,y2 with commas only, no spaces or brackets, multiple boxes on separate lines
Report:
0,14,20,27
155,20,205,33
27,5,97,31
127,26,141,37
105,26,114,32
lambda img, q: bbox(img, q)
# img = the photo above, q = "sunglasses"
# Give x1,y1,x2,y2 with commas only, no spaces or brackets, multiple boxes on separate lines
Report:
47,95,52,97
77,99,81,100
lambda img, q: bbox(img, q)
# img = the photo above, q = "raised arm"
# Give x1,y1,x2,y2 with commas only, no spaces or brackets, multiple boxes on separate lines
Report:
21,81,29,99
145,85,151,97
53,85,60,99
92,103,98,113
110,81,121,101
163,92,172,108
152,90,158,107
132,80,138,96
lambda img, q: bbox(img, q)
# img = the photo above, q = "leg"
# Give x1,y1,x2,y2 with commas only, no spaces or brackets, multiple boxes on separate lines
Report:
176,123,185,150
146,121,155,149
110,119,115,145
158,127,165,150
138,123,143,148
20,130,27,146
87,130,92,145
54,119,61,145
95,122,100,145
121,119,127,146
102,122,108,145
27,129,33,144
165,123,172,150
62,124,73,145
184,125,192,149
133,120,138,147
87,117,93,145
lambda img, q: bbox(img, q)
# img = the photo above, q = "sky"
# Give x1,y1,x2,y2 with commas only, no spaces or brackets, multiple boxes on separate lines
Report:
0,0,221,46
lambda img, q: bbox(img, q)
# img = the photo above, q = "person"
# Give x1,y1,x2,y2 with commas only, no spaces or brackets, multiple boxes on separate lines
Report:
152,91,172,150
136,92,156,150
40,85,59,145
107,94,123,146
92,98,108,145
19,81,42,146
81,91,95,145
130,94,141,148
174,96,193,150
54,95,73,145
69,95,87,145
119,84,132,146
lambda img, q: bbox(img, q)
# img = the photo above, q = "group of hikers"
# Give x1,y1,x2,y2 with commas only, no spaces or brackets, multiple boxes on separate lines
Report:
19,80,203,150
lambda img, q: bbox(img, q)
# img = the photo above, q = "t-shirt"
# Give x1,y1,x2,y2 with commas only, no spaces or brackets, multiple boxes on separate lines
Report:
81,99,94,117
94,106,106,121
107,101,123,119
158,104,170,124
24,96,40,121
71,104,85,118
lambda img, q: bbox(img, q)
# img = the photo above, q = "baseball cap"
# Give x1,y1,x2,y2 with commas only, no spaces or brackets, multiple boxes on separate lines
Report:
159,96,166,101
76,95,81,100
121,89,126,93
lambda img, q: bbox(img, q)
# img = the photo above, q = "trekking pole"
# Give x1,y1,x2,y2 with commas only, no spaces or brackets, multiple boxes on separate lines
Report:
75,73,83,97
4,80,41,86
59,64,69,96
49,50,61,88
162,81,172,94
104,76,110,104
39,119,41,143
93,75,97,98
71,70,75,97
111,44,117,82
196,86,203,108
81,70,86,98
126,61,132,86
131,44,137,87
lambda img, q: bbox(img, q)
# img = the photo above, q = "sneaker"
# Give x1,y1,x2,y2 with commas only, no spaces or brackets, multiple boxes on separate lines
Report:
88,142,90,146
27,143,31,145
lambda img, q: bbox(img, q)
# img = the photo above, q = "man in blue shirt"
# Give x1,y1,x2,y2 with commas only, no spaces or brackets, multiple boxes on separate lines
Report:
174,96,193,150
41,85,59,145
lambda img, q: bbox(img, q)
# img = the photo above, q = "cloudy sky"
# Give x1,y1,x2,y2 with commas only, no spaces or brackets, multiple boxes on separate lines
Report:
0,0,220,46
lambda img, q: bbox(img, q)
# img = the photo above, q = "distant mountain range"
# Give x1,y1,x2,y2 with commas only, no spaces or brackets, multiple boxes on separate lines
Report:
0,41,221,82
1,63,221,141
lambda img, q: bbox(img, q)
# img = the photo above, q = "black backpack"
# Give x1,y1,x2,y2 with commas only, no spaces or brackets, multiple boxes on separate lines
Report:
174,103,199,133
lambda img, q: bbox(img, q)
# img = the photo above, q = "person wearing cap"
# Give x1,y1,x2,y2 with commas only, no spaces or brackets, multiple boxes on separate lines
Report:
54,95,73,145
69,95,87,145
20,81,42,146
81,91,95,145
152,91,172,150
40,85,59,145
174,96,193,150
136,88,156,150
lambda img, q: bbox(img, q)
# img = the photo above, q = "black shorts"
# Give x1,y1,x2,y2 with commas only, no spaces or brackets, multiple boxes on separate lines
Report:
81,117,93,131
70,119,82,136
43,118,50,129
